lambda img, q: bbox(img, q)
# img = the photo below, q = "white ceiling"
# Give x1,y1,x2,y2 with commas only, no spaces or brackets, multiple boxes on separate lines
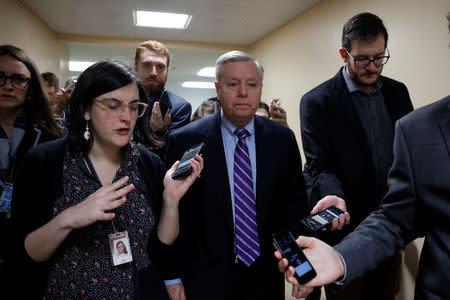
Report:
20,0,320,109
21,0,320,44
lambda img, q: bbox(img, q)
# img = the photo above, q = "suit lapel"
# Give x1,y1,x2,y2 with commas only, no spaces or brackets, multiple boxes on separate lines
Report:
332,69,370,150
254,116,271,226
437,100,450,157
205,113,234,232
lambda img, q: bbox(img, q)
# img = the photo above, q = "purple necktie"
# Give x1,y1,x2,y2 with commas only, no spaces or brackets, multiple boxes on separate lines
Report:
234,127,260,266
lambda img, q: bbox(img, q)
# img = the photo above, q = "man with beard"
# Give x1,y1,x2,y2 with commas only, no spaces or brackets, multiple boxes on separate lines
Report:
298,12,413,300
134,40,191,139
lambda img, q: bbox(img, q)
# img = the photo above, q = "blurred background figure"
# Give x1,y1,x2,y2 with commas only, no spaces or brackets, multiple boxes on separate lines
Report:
41,72,66,125
40,72,59,96
255,101,269,118
256,100,288,128
269,99,288,127
0,44,61,298
191,99,221,122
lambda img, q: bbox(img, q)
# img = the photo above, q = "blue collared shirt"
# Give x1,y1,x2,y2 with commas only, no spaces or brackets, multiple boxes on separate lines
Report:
220,111,257,225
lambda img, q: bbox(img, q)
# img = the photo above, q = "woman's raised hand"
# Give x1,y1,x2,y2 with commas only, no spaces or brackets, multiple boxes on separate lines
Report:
65,176,134,229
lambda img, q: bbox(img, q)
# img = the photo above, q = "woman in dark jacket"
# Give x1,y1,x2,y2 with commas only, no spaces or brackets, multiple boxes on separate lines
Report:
0,45,61,292
11,60,202,299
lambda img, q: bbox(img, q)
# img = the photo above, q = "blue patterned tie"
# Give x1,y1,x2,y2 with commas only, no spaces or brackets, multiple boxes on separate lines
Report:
234,128,260,266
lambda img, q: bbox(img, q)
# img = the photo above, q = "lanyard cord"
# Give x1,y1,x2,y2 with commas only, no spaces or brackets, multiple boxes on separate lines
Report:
84,155,118,233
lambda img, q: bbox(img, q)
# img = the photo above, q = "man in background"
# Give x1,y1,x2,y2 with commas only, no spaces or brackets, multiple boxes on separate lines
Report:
134,40,191,140
299,12,413,299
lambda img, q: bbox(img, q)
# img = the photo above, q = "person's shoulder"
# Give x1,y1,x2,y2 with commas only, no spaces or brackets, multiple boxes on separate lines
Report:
172,112,217,137
379,75,406,88
29,137,66,157
166,90,190,106
137,144,164,165
255,115,294,137
23,138,66,170
398,95,450,128
301,69,342,103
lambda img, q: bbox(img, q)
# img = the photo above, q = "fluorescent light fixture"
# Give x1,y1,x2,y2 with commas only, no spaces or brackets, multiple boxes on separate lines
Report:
69,61,95,72
197,67,215,78
182,81,215,89
135,10,192,29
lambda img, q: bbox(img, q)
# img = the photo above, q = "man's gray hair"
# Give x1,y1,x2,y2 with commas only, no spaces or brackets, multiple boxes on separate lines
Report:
215,50,264,82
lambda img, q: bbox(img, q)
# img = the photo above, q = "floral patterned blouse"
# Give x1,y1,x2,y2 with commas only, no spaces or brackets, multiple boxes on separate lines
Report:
45,143,155,299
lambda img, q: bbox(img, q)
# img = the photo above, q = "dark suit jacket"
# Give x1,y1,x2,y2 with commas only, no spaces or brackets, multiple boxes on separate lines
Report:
335,95,450,299
0,122,56,298
148,90,192,133
165,112,308,300
300,67,413,238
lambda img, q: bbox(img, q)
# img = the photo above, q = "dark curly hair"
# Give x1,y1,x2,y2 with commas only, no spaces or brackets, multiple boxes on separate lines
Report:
66,60,160,154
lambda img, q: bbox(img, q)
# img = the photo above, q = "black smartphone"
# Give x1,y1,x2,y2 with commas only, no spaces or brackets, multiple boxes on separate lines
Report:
272,231,316,284
171,143,204,179
301,206,345,231
158,89,172,120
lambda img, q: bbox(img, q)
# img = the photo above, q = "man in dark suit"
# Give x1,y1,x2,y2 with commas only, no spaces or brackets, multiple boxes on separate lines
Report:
278,95,450,299
134,40,191,138
164,50,308,300
300,12,413,300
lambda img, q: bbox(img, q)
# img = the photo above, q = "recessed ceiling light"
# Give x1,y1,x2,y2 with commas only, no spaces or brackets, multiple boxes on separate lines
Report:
69,61,95,72
197,67,215,78
182,81,215,89
135,10,192,29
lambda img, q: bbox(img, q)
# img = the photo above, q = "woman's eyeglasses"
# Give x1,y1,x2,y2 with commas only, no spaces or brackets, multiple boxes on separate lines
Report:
0,72,31,89
93,98,148,118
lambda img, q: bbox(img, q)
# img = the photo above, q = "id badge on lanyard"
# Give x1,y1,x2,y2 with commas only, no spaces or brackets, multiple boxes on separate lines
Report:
84,155,133,267
109,230,133,266
0,183,13,217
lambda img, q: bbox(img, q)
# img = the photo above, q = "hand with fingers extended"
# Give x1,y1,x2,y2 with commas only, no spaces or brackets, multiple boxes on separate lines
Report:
275,236,345,288
65,176,135,229
311,195,350,231
24,176,135,262
150,101,172,134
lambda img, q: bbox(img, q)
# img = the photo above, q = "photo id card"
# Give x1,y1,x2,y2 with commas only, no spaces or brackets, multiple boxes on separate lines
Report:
0,183,13,215
108,231,133,266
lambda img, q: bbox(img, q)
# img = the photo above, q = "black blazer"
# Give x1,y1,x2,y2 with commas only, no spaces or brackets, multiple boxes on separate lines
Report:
300,67,413,235
335,95,450,299
165,112,308,300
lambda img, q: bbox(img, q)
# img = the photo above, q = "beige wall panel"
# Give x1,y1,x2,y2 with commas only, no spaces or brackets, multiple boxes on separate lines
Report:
250,0,450,147
0,0,67,78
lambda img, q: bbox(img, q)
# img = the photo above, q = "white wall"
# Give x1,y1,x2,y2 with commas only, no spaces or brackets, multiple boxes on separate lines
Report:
0,0,68,78
249,0,450,144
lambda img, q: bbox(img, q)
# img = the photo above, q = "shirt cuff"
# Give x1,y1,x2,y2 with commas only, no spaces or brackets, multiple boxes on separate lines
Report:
164,278,182,286
333,250,347,285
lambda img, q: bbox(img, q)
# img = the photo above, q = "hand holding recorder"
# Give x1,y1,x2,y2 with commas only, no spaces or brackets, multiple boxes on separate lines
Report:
304,195,350,231
275,235,345,288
